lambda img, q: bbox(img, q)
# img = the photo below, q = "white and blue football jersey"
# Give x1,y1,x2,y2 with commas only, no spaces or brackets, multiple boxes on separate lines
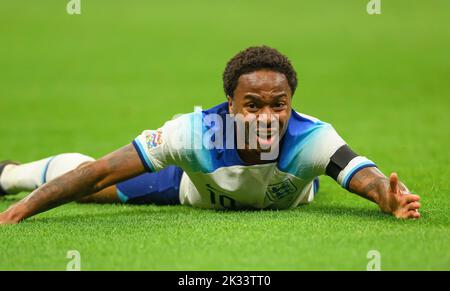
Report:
132,102,376,210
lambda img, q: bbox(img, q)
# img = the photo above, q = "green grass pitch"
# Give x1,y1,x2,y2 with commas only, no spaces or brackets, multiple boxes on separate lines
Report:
0,0,449,270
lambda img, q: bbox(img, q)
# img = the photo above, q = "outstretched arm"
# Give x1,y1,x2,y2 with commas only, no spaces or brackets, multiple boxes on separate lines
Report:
348,167,421,219
0,144,145,224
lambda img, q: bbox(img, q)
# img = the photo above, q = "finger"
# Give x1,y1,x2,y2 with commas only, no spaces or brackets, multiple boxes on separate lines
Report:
398,181,410,193
397,209,420,219
407,210,420,219
406,202,421,211
389,172,399,193
404,194,421,203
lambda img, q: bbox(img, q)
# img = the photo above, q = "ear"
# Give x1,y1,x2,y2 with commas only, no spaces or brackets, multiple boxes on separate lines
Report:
227,95,234,113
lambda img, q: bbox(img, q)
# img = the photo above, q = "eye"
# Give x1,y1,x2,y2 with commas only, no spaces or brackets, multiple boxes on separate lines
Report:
273,102,286,109
247,102,257,110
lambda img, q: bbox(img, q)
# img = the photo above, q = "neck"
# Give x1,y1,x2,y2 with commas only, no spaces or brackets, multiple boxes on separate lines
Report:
237,149,276,165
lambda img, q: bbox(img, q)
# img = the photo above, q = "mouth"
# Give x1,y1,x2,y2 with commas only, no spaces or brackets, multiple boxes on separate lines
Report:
255,129,279,147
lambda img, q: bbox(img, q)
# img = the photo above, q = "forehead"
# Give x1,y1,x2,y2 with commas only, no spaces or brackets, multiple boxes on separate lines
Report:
236,70,289,94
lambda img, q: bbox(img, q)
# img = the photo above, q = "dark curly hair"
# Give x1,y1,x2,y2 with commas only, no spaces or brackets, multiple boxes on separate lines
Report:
223,46,298,98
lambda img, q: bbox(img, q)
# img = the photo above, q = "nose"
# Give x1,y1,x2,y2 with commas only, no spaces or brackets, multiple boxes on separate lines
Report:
259,105,272,116
257,108,279,129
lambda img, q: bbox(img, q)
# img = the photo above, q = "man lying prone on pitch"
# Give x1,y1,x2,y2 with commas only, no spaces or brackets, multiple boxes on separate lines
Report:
0,46,421,224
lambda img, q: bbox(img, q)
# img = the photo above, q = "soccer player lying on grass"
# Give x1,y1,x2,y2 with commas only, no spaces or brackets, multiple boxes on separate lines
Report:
0,46,421,224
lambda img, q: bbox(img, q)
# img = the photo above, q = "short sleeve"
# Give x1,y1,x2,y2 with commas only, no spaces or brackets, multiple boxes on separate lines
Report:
132,114,192,172
305,124,377,189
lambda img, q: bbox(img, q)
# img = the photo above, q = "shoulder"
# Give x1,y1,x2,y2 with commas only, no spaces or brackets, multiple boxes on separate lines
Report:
202,102,229,116
159,102,234,172
163,102,229,132
278,110,344,176
282,110,333,144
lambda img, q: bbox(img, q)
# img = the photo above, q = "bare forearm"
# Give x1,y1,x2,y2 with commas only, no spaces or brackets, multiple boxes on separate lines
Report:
3,162,103,222
0,144,146,224
348,167,388,205
347,167,420,219
349,167,412,204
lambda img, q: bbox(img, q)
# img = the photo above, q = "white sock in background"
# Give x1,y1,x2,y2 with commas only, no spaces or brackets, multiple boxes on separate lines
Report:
0,153,95,194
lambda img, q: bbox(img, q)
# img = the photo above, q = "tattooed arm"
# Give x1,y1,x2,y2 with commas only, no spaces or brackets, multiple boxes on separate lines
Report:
348,167,421,219
0,144,145,224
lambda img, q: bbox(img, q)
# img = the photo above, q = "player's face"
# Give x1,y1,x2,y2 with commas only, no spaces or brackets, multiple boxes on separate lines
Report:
227,70,292,155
